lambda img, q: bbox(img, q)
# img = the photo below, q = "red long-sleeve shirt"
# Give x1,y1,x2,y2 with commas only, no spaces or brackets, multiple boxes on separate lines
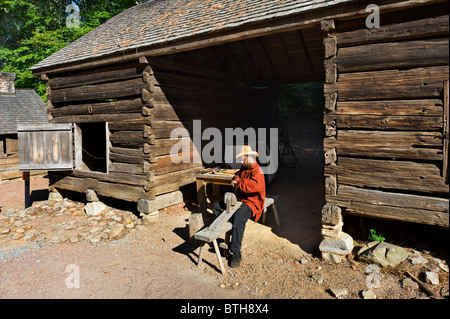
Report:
234,162,266,223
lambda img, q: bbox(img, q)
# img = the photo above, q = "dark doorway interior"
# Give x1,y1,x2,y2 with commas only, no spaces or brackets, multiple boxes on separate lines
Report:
78,122,107,173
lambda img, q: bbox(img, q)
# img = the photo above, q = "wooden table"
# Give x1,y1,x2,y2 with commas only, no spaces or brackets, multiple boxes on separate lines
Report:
195,169,238,214
188,169,237,243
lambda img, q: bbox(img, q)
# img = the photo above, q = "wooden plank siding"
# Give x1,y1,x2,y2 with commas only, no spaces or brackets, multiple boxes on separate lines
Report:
323,5,449,228
17,124,73,171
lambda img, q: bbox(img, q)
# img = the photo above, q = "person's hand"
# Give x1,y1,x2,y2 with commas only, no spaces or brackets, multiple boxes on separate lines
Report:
231,177,239,187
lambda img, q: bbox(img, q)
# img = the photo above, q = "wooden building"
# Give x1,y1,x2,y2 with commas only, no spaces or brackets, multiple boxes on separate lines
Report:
322,7,449,228
0,72,47,181
28,0,448,227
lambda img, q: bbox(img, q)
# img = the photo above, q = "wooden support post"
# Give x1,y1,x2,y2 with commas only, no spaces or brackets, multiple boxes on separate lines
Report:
189,179,207,244
23,171,30,208
196,179,207,215
189,213,204,245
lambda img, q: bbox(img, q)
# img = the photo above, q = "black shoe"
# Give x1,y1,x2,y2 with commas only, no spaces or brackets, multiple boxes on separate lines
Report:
230,252,242,268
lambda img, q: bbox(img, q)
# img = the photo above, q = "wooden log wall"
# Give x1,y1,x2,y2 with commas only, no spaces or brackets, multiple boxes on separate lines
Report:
44,55,276,202
136,56,277,196
46,60,157,202
321,4,449,228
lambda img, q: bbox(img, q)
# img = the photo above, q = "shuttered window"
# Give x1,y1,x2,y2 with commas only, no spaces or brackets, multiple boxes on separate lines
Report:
18,123,73,170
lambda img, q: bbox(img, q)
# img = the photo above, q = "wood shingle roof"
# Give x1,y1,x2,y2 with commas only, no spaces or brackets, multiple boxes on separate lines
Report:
0,90,47,135
30,0,354,72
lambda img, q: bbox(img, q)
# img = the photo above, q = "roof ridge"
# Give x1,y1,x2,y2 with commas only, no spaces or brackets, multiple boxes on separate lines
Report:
30,0,355,72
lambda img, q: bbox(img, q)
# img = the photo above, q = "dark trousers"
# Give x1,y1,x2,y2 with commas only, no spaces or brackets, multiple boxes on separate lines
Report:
212,201,252,254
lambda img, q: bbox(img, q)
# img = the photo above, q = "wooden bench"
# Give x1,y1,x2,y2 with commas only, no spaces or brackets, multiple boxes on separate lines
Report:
194,193,280,274
195,193,241,274
262,195,280,228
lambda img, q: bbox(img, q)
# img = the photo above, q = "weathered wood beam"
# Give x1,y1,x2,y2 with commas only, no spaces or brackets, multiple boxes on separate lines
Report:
50,98,144,117
324,131,443,161
51,113,144,124
150,71,245,93
336,14,449,47
324,157,448,194
323,113,443,131
49,78,148,103
337,39,449,73
146,56,244,83
325,65,448,101
47,63,145,89
137,190,184,214
327,185,449,228
332,99,443,117
50,173,154,201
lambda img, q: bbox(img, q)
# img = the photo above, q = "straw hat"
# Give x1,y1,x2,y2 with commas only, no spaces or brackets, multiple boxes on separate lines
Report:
235,145,258,158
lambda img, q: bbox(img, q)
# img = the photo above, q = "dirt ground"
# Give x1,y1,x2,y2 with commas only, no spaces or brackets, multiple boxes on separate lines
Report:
0,115,448,304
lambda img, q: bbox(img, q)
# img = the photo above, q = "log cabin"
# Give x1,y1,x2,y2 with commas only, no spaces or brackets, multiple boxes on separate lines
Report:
27,0,448,231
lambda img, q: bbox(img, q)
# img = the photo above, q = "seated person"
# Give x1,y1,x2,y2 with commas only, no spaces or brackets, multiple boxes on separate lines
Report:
213,145,266,268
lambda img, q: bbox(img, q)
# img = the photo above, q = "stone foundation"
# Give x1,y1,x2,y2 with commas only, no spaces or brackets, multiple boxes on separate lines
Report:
319,204,353,263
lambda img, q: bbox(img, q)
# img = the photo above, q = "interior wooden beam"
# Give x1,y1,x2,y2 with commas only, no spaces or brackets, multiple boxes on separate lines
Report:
225,42,247,78
147,56,244,83
257,37,279,83
296,29,317,78
275,33,298,80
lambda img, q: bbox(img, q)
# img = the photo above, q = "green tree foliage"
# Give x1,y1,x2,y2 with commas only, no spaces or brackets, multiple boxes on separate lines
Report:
278,82,324,116
0,0,143,101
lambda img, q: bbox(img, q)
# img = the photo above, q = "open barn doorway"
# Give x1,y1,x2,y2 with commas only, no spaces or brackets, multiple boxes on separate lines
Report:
151,23,327,253
272,82,325,252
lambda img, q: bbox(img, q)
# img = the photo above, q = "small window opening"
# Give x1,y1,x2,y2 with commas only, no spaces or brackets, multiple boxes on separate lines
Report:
76,122,108,173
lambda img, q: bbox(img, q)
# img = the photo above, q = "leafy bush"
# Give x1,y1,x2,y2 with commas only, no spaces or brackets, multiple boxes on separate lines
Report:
368,228,386,242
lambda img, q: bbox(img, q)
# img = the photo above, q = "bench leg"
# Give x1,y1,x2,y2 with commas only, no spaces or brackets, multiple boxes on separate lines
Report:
272,204,281,228
219,230,232,257
213,239,226,274
198,242,205,267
